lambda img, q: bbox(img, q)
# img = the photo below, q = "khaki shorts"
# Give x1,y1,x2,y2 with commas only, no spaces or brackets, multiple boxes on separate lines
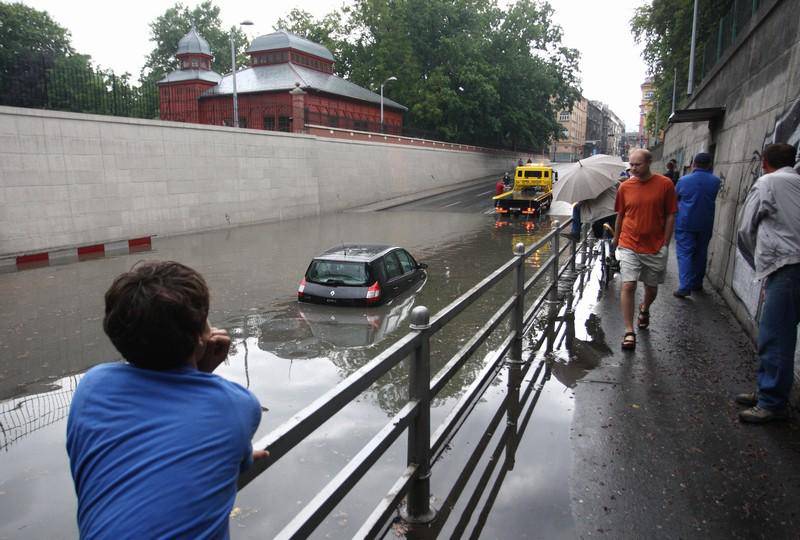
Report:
616,246,668,286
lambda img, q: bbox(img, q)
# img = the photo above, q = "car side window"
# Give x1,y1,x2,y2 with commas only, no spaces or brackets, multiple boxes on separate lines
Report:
383,252,403,280
396,250,415,274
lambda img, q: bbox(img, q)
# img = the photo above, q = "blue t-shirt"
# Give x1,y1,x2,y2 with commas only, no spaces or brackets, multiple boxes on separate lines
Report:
66,363,262,540
675,169,721,231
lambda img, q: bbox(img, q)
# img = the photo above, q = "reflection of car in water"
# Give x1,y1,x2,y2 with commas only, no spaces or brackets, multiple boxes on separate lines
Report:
259,279,426,358
298,244,428,306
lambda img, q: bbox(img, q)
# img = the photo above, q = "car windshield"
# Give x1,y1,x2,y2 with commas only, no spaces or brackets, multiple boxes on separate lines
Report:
306,260,370,286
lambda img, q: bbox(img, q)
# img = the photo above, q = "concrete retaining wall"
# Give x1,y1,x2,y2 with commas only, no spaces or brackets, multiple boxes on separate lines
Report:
660,0,799,340
0,106,513,257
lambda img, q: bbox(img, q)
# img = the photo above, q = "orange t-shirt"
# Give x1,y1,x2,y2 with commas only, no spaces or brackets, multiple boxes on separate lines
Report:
615,174,678,254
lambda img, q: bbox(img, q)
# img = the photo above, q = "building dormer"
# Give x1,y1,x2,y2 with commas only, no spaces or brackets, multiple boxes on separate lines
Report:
246,30,334,74
175,26,214,71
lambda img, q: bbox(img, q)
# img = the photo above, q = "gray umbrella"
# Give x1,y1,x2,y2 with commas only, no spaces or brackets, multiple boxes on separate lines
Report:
553,154,626,203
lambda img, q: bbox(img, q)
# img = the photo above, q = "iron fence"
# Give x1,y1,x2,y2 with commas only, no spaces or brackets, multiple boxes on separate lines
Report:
697,0,763,83
0,375,80,452
237,219,595,538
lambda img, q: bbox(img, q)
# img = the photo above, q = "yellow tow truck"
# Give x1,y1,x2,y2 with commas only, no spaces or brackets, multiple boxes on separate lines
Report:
493,163,556,217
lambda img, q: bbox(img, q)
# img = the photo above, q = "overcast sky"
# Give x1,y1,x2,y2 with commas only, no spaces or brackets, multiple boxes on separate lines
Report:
20,0,649,130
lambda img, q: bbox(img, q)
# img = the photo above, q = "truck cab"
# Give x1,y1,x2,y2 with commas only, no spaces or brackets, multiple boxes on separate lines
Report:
493,163,556,217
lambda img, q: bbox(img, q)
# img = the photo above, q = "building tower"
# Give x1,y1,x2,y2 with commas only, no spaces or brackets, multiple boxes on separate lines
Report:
158,26,221,123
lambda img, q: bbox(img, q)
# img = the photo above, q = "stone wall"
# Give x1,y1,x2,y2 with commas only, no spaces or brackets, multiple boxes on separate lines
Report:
0,106,512,257
660,0,799,342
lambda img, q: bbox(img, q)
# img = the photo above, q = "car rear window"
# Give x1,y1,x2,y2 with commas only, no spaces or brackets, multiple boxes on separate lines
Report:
306,260,370,286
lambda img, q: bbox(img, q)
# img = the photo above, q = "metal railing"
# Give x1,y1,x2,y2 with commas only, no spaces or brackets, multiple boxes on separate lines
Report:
237,218,596,538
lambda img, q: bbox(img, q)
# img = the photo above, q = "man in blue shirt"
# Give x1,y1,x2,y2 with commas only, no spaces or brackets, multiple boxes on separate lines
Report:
673,152,721,297
67,261,266,539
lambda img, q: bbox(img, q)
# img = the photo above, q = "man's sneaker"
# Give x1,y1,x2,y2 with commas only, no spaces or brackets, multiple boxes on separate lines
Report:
691,285,704,293
738,406,789,424
734,391,758,407
673,289,691,298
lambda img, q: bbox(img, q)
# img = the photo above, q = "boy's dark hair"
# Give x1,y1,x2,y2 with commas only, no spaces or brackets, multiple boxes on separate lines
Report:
103,261,209,370
763,143,797,169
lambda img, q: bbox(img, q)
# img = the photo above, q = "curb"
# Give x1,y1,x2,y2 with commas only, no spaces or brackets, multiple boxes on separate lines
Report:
1,237,153,274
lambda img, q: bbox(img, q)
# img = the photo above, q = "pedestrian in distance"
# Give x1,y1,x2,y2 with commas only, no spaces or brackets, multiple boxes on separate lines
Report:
66,261,267,538
736,142,800,424
673,152,721,297
612,148,678,350
664,159,679,184
496,176,506,195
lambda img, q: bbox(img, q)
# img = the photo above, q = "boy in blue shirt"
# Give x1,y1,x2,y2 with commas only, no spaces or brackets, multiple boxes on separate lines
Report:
67,261,266,539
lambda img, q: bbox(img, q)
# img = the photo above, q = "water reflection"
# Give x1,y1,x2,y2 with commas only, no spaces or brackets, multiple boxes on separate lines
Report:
0,207,567,539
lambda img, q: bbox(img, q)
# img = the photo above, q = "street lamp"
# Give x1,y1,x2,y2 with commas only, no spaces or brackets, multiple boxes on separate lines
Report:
231,20,254,128
380,76,397,132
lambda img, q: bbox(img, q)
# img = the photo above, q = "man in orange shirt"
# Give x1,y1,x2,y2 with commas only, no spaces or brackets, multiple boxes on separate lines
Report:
613,148,678,350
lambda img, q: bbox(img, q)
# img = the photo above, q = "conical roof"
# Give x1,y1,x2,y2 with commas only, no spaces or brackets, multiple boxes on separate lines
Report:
177,26,212,56
247,30,334,61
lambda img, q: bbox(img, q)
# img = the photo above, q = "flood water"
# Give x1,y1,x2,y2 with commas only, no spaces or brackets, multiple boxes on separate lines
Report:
0,197,596,538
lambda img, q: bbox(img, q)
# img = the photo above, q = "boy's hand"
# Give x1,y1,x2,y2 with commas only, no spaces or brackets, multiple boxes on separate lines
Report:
197,327,231,373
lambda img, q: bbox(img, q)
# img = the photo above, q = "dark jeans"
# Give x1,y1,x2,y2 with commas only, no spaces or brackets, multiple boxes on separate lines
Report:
757,263,800,411
675,229,712,291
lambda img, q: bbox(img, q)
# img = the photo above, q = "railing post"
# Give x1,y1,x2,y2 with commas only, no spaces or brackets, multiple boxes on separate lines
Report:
505,243,526,469
404,306,436,524
550,220,560,303
511,242,525,363
569,229,577,274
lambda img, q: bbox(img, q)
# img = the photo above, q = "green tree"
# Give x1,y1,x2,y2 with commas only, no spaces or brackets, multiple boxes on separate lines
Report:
631,0,733,139
0,1,75,105
276,0,579,149
140,1,248,84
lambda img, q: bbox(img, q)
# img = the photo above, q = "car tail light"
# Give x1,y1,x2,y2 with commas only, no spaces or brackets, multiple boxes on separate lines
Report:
298,278,306,297
366,281,381,303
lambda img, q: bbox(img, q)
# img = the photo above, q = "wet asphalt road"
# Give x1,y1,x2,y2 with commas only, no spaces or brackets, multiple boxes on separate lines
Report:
569,250,800,538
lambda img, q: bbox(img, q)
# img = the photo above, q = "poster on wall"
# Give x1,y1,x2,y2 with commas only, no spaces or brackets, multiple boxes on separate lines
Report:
731,250,762,319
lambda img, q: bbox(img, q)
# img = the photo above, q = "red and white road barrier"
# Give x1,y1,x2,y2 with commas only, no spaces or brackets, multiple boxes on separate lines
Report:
1,236,153,273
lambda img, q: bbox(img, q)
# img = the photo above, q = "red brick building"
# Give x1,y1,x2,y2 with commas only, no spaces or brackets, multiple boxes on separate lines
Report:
158,29,406,134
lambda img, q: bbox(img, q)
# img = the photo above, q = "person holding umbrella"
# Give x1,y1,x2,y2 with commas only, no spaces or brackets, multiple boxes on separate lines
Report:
613,148,677,350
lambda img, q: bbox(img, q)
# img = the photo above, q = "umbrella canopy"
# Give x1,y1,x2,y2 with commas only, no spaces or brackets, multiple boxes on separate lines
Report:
553,154,627,204
580,185,617,223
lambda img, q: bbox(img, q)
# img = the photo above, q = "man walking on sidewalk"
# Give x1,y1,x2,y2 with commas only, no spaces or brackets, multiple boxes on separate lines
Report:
613,148,678,350
736,143,800,423
673,152,721,297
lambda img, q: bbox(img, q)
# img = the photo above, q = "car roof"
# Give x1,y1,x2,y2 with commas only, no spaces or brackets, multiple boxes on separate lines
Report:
314,244,397,262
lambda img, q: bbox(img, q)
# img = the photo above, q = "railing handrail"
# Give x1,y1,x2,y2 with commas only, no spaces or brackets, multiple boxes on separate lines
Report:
238,217,588,537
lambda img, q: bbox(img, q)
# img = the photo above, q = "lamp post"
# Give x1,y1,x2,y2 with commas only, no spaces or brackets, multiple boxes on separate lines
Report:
380,76,397,132
230,20,254,128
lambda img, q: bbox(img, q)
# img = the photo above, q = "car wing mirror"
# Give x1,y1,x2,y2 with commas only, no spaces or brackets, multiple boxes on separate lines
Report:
417,263,428,270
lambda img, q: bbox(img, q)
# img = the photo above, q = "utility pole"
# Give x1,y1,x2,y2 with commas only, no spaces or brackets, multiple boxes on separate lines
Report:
687,0,699,96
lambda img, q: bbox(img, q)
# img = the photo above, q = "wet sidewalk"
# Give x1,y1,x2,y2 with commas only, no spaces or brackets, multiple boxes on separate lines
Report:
569,248,800,538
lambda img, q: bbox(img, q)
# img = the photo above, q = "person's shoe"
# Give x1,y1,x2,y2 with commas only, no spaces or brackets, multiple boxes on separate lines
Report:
673,289,691,298
691,285,704,293
738,406,789,424
734,391,758,407
560,231,580,242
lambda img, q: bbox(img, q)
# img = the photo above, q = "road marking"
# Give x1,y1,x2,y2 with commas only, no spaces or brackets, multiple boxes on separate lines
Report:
443,201,462,208
477,190,493,196
483,208,496,215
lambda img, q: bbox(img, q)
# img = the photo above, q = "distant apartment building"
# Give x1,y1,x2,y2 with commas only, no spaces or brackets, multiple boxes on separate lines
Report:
586,100,625,157
553,97,587,162
638,78,655,147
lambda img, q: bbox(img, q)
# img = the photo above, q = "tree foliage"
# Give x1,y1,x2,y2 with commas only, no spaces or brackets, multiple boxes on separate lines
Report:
141,1,248,84
0,1,157,117
631,0,733,137
276,0,580,149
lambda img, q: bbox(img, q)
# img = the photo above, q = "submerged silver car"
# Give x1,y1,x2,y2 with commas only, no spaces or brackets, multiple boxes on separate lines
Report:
298,244,427,307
